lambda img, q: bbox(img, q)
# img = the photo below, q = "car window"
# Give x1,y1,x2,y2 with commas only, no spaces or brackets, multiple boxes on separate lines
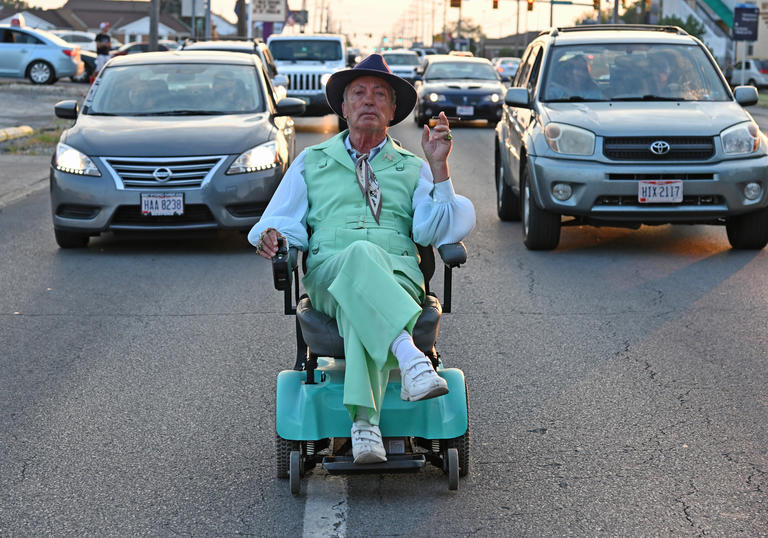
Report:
424,61,497,80
86,63,266,115
269,39,342,61
526,48,544,97
11,30,43,45
541,43,729,102
514,45,538,88
383,54,419,66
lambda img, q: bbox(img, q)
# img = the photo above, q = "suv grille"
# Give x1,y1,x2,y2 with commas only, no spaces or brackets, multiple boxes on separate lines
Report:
603,137,714,161
104,156,225,189
288,73,322,92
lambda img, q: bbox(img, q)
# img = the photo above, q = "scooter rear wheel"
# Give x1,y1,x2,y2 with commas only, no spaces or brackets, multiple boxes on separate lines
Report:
447,448,459,490
290,450,301,495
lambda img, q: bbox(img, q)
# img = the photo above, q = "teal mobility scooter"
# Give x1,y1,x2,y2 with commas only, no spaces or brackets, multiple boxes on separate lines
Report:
271,238,470,494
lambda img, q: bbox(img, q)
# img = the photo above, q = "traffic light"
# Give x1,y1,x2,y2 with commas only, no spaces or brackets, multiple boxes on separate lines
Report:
527,0,534,11
593,0,600,10
450,0,461,7
492,0,499,8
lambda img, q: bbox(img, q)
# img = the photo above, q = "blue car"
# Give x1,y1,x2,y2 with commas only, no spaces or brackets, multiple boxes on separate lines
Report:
0,24,83,84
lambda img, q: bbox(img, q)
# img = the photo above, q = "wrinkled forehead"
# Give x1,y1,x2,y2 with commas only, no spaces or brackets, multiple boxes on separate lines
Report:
345,75,392,93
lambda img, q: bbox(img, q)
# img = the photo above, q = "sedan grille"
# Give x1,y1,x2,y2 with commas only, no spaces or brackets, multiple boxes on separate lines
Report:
103,156,226,190
603,137,714,161
288,73,322,92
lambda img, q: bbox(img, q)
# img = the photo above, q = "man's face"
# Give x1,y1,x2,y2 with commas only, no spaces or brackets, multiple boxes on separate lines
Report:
341,76,396,133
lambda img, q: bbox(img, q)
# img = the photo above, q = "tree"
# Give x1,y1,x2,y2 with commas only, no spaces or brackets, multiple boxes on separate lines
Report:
1,0,30,9
446,17,486,51
657,14,706,39
160,0,181,16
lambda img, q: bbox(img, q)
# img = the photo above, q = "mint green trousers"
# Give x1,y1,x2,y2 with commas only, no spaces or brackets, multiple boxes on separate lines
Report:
302,240,423,425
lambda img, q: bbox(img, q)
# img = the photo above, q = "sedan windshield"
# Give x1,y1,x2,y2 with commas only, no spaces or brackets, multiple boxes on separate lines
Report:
541,43,730,102
86,63,265,115
424,61,498,80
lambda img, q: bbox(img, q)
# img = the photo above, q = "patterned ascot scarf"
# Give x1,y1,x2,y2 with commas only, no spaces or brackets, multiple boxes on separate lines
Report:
353,152,382,224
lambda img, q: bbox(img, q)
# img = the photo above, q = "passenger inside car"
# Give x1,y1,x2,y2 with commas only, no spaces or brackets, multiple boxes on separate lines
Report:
547,54,604,100
212,73,251,112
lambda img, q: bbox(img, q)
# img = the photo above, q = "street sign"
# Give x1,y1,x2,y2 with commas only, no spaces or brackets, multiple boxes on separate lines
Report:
733,4,759,41
253,0,286,22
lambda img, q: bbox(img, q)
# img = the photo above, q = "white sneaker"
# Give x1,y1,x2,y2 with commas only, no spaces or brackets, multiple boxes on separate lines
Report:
400,356,449,401
351,421,386,464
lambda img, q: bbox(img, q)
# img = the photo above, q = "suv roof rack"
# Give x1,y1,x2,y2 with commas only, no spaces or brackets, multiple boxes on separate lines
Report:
546,24,688,38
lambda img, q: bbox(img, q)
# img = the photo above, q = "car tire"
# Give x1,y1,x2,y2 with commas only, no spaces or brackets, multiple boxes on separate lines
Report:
415,110,426,127
726,207,768,249
54,229,89,248
495,145,520,221
748,78,758,88
521,166,560,250
27,61,55,85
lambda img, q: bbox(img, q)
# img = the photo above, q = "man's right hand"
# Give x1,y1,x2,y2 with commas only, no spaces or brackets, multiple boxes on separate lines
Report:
256,227,284,259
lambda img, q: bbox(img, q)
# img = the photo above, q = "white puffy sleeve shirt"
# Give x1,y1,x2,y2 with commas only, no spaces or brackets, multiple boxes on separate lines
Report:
247,149,476,250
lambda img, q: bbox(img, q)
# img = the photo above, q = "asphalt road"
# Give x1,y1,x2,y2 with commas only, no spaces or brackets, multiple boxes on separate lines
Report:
1,105,767,535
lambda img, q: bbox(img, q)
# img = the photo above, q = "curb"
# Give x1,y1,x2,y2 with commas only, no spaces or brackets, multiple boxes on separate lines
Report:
0,125,34,143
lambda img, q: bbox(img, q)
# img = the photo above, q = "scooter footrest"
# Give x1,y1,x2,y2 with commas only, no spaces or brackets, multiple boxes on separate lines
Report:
322,454,426,474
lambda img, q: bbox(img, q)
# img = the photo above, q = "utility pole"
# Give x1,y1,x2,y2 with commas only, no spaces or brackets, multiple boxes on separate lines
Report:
149,0,159,50
204,0,211,39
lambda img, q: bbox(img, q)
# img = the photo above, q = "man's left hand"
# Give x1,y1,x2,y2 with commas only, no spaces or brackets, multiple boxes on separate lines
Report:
421,111,452,183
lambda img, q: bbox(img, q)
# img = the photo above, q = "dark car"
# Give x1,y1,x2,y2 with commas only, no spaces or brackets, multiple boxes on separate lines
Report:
49,51,305,248
110,41,170,57
413,55,506,127
181,39,288,98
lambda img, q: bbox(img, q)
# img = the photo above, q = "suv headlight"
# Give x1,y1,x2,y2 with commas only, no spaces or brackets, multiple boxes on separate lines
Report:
227,141,278,174
320,73,332,86
721,121,761,155
543,123,595,156
54,143,100,176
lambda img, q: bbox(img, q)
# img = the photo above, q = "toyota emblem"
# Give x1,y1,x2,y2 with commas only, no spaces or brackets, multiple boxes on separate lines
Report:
649,140,671,155
153,167,172,182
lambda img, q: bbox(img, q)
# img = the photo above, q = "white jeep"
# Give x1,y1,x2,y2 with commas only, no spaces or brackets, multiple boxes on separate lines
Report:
267,34,347,129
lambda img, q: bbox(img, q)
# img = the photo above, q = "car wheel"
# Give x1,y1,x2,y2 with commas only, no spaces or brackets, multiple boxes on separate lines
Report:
415,109,426,127
495,145,520,221
521,166,560,250
28,61,54,85
748,78,758,88
54,229,89,248
726,207,768,249
337,116,348,132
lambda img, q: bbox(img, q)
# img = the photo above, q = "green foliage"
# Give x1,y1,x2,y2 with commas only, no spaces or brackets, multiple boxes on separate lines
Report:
658,14,706,38
0,0,30,9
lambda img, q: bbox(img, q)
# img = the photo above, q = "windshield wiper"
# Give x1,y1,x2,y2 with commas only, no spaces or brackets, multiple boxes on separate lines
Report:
611,95,685,101
134,110,232,116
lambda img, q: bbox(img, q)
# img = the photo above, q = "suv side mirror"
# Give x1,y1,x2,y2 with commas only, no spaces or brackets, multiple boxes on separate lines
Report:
504,87,530,108
276,97,306,117
54,100,79,119
733,85,759,106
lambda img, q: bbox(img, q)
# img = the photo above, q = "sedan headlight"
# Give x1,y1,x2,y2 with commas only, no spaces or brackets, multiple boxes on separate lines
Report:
543,123,595,156
721,121,761,155
227,141,278,174
54,143,100,176
484,93,503,103
428,92,442,102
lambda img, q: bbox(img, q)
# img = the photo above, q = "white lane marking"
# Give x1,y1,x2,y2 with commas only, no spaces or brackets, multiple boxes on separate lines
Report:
302,474,348,537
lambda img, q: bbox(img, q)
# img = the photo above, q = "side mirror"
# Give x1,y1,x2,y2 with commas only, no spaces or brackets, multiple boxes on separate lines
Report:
54,99,78,119
272,73,289,88
733,85,759,106
276,97,306,117
504,87,530,108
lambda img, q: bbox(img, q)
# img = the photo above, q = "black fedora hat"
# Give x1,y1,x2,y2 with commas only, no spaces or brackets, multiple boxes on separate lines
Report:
325,53,417,126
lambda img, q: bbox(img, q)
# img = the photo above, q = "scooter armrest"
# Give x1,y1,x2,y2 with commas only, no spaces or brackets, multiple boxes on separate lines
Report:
437,242,467,268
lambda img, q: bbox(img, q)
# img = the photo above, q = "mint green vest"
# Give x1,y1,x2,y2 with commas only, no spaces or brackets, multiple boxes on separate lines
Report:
302,131,425,297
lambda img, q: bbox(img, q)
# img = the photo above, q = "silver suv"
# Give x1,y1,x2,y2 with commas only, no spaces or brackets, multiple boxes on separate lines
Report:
495,25,768,250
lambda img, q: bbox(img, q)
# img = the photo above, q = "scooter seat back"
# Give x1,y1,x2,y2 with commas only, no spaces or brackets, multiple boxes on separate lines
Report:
296,293,442,358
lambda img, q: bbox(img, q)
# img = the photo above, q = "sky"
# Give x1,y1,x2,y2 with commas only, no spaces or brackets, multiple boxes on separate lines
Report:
25,0,594,46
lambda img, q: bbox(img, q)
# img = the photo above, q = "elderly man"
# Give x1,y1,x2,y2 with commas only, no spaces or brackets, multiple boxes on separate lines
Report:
249,54,475,464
